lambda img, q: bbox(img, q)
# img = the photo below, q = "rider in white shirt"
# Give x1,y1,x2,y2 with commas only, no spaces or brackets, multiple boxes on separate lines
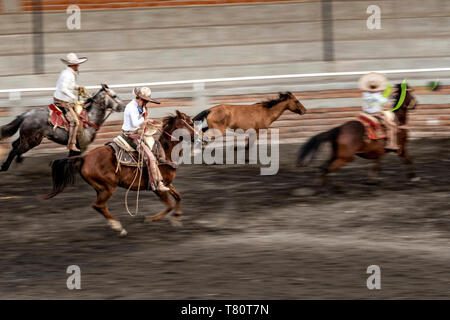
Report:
122,87,169,192
359,72,398,150
53,53,87,152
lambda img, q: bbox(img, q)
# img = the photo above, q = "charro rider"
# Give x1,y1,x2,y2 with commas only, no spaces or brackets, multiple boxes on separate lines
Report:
53,53,88,152
122,87,170,192
358,72,398,150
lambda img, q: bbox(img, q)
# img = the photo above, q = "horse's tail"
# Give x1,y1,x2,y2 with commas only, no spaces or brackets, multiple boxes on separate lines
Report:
297,126,340,166
0,114,25,140
41,156,84,199
192,109,211,132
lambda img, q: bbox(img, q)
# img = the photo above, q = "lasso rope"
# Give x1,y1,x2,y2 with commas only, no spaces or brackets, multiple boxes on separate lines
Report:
124,131,146,217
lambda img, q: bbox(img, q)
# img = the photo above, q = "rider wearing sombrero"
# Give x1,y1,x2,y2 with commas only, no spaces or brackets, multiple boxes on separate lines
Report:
53,53,88,152
122,87,170,192
359,72,398,150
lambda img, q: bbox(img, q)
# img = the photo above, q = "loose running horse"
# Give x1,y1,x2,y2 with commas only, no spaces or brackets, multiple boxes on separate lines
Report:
0,84,125,171
42,110,195,236
297,83,418,186
193,92,307,141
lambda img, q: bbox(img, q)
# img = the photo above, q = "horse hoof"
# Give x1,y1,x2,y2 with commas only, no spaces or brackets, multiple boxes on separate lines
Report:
119,229,128,237
144,216,160,223
107,219,124,232
170,216,183,227
410,176,421,182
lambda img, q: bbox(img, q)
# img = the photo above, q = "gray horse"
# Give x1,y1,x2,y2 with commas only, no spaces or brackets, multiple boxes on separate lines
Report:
0,84,126,171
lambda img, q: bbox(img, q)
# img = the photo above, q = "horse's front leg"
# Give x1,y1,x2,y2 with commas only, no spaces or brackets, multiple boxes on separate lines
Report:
397,131,419,182
168,184,182,221
146,190,174,222
398,144,419,182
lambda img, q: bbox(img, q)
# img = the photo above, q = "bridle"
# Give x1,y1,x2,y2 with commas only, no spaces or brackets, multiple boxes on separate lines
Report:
84,87,123,130
161,118,195,141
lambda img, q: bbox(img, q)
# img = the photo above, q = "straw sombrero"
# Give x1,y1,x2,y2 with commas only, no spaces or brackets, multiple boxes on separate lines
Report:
134,87,160,104
61,53,88,66
358,72,387,92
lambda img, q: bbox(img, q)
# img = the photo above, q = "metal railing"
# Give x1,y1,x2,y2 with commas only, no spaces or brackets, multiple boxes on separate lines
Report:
1,67,449,94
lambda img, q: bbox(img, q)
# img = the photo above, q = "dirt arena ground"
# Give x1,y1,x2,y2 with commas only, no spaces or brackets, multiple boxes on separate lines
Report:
0,138,449,299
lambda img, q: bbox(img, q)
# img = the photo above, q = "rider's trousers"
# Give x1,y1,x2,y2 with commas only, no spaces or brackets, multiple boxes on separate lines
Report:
54,98,80,150
122,130,164,190
374,111,399,150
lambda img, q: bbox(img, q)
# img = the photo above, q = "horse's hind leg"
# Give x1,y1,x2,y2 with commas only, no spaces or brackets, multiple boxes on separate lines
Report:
0,138,28,171
1,140,19,171
320,156,352,188
3,133,43,169
146,190,174,223
91,183,127,236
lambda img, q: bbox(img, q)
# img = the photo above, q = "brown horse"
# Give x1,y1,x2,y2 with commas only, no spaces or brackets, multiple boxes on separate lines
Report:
193,92,307,141
297,83,418,186
42,110,195,236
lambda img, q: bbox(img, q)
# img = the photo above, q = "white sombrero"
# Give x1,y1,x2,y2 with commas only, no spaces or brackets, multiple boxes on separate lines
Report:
61,53,88,66
134,87,160,104
358,72,387,92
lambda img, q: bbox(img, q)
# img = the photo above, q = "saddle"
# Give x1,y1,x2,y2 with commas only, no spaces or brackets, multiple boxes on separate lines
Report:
48,103,98,131
358,112,387,140
107,136,178,169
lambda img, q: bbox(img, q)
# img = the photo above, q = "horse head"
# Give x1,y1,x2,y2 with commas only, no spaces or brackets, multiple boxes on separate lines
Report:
98,84,126,112
162,110,195,140
283,92,307,115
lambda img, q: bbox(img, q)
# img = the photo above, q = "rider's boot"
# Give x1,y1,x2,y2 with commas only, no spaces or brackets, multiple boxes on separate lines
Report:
385,125,399,151
68,124,81,152
156,181,170,192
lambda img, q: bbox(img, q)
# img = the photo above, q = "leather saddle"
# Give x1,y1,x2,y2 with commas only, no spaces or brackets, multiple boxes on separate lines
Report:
107,136,178,169
48,103,98,131
358,112,387,140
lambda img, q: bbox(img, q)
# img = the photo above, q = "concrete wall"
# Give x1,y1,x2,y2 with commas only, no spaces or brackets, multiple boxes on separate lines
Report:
0,0,449,91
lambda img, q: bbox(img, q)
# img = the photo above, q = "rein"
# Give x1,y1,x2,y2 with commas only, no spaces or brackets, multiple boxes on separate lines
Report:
161,119,195,141
163,130,178,141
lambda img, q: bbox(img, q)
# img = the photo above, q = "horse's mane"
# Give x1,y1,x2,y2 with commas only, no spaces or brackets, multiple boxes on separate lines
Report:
162,114,178,131
261,92,291,108
83,89,103,112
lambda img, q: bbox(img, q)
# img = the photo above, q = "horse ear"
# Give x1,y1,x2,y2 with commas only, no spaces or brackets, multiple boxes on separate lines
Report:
101,84,109,90
175,110,182,117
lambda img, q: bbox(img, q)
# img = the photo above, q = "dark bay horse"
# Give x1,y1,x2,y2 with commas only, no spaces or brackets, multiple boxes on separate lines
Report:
0,84,125,171
42,110,195,236
297,84,418,185
193,92,307,141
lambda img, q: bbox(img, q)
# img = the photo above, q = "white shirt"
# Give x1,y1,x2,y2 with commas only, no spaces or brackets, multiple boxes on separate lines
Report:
362,91,388,114
122,100,146,131
53,67,79,102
